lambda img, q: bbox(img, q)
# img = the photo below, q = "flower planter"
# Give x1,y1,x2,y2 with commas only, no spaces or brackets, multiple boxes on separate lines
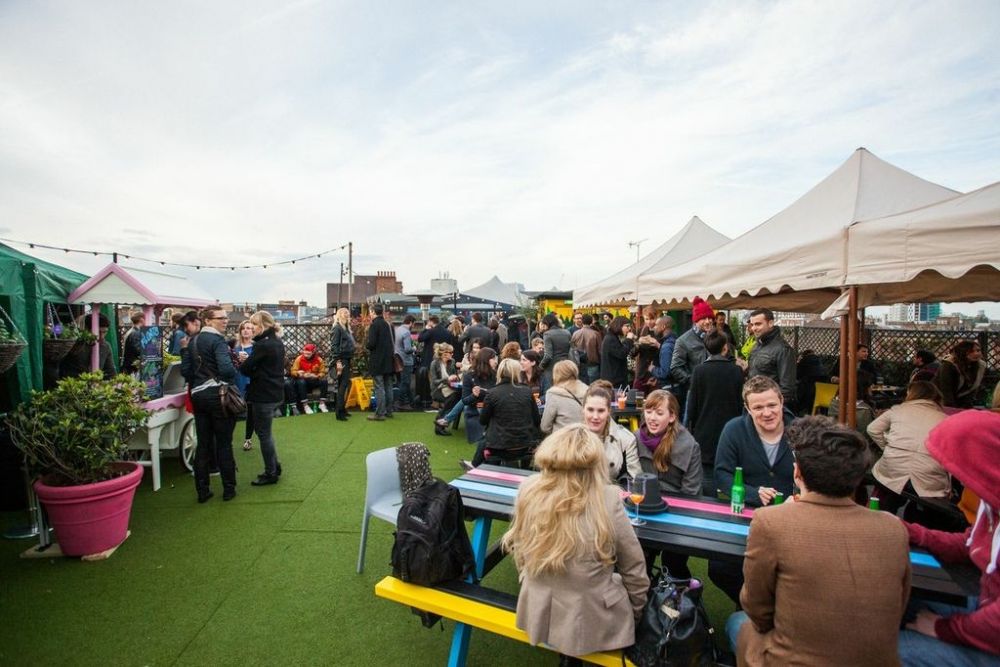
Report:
34,462,143,557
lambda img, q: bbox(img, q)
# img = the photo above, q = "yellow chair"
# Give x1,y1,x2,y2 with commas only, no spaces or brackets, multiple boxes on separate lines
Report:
812,382,839,415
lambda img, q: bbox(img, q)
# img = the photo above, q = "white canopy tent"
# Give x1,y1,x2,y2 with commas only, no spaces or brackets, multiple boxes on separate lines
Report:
636,148,959,312
573,216,730,307
821,180,1000,317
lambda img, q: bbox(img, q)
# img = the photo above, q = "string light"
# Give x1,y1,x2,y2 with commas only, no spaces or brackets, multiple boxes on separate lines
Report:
0,237,350,270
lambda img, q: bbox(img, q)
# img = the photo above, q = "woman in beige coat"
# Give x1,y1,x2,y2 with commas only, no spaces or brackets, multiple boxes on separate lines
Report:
540,360,588,434
502,424,649,662
866,381,949,516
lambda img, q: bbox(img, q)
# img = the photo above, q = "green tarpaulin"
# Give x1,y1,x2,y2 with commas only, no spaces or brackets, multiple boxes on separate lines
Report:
0,244,116,407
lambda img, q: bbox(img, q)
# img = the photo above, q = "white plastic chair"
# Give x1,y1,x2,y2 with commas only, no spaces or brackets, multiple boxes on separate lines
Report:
356,446,403,574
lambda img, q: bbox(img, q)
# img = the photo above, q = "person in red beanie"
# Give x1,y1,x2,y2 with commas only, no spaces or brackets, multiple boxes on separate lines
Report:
669,296,715,417
289,343,329,414
897,409,1000,664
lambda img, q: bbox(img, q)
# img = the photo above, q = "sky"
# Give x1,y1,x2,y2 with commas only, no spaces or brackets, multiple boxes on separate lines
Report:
2,1,999,315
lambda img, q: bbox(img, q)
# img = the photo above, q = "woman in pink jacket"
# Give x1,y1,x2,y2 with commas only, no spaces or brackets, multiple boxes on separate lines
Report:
898,407,1000,664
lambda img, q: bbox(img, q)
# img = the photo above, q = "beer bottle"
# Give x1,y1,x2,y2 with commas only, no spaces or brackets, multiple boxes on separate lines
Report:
773,492,784,505
731,467,745,514
868,496,880,511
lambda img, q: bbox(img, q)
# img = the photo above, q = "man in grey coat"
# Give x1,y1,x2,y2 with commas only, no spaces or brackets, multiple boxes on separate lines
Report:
746,307,797,411
393,315,416,411
670,297,715,416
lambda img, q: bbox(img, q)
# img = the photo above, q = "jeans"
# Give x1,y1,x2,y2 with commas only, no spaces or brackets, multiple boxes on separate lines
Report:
708,557,744,605
294,377,328,403
898,601,996,666
191,387,237,497
243,401,255,441
464,409,485,444
725,611,749,654
444,399,464,423
335,361,351,416
395,364,414,407
250,401,281,476
373,373,394,417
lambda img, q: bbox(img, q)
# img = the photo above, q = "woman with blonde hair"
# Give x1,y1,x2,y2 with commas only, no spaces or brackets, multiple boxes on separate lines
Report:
583,385,642,483
540,360,588,434
502,424,648,661
233,320,256,450
239,311,285,486
430,342,461,436
330,308,356,421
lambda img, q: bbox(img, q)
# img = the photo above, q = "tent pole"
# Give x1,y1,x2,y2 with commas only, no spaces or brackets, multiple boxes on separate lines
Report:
838,298,848,424
90,303,101,372
846,287,859,428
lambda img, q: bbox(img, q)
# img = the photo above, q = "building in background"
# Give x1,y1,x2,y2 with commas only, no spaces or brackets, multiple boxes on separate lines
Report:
888,302,942,324
326,270,403,312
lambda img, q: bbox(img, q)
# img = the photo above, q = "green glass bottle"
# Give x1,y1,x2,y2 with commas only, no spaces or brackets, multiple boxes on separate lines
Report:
868,496,880,511
731,467,745,514
773,492,784,505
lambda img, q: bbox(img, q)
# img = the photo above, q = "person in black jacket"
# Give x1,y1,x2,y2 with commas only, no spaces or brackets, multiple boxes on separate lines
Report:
468,358,541,468
686,331,745,497
120,311,145,374
330,308,356,421
415,315,456,409
180,307,239,503
599,316,635,388
240,311,286,486
460,311,496,353
365,304,395,421
710,375,797,603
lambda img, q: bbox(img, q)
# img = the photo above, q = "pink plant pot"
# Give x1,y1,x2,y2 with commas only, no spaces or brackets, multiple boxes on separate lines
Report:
34,462,144,557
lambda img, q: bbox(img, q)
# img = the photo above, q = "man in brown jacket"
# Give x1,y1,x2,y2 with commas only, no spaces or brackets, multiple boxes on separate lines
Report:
728,416,911,666
570,313,602,384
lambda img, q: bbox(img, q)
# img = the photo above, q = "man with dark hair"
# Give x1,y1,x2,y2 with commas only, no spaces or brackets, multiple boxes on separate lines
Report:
365,303,395,421
568,311,584,335
460,311,495,352
910,349,941,383
539,312,571,393
60,312,117,380
416,314,455,410
686,329,744,496
746,307,797,410
121,311,146,374
728,416,910,666
649,316,676,390
571,313,601,384
393,314,416,411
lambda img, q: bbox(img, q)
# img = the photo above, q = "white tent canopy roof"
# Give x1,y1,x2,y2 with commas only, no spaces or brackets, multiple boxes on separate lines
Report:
573,216,730,307
636,148,959,312
821,180,1000,318
464,275,527,307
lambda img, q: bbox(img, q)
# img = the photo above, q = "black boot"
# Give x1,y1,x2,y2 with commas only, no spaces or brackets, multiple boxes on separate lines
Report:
434,423,452,436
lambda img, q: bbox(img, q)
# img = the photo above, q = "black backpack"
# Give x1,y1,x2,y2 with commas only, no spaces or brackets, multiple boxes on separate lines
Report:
391,479,475,587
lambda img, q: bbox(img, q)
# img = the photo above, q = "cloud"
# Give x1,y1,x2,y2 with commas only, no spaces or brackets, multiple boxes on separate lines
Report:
1,0,999,315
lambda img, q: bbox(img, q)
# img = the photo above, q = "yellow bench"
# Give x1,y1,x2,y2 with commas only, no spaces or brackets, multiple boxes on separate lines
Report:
375,576,635,666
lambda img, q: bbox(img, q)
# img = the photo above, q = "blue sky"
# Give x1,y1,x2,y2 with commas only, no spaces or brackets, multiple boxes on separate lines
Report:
1,1,999,314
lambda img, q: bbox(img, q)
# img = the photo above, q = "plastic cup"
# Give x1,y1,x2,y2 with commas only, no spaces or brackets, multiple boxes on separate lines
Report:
617,396,626,410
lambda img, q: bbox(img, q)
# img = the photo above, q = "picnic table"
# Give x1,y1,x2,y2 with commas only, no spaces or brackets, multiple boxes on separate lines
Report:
446,464,981,663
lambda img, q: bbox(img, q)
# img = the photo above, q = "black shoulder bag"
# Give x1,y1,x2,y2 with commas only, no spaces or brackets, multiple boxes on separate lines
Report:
191,334,246,417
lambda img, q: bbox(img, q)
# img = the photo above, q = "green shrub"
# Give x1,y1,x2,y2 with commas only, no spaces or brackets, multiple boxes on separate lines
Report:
7,372,149,485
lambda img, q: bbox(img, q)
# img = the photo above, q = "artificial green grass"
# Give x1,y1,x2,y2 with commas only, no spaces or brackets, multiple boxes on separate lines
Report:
0,410,736,665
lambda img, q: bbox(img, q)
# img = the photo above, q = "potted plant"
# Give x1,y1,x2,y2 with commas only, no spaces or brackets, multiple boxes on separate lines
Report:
0,315,27,374
7,372,149,556
42,320,84,363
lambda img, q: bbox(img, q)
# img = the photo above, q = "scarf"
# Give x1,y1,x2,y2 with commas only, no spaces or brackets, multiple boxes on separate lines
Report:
637,425,663,452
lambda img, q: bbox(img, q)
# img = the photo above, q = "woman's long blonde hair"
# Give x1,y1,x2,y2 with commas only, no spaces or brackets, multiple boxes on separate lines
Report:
334,308,350,327
249,310,282,337
501,424,615,577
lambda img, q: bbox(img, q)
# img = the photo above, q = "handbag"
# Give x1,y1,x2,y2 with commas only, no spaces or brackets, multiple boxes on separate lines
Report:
191,333,246,417
393,352,405,374
217,383,247,417
625,567,718,667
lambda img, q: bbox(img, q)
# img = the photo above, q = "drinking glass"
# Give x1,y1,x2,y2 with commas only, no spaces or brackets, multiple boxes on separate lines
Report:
627,477,646,526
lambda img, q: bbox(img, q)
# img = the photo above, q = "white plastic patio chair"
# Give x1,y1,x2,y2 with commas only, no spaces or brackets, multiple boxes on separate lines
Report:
356,446,403,574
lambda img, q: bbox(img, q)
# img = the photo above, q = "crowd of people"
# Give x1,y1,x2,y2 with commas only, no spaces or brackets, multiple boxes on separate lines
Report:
157,301,997,664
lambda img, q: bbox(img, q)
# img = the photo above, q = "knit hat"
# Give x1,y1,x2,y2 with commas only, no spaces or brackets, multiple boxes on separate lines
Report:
691,297,714,323
303,343,317,353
